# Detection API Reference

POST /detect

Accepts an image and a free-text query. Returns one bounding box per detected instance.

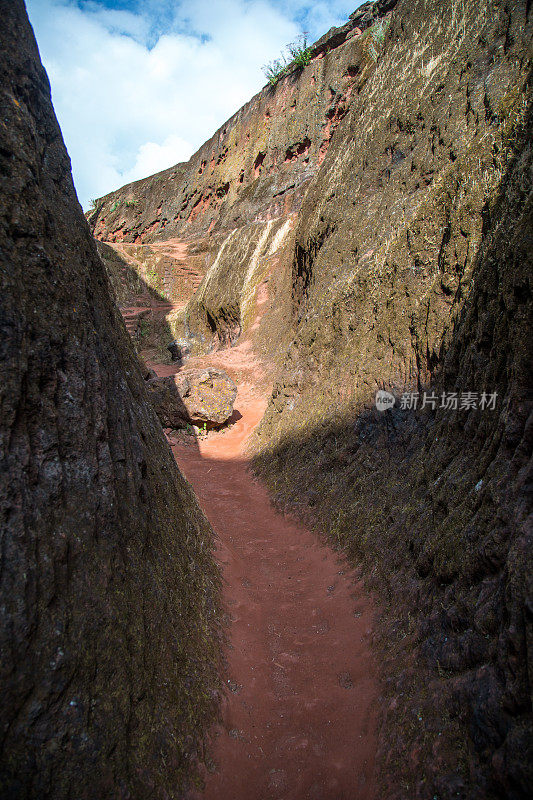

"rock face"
[147,369,237,427]
[88,3,397,247]
[255,110,533,799]
[252,2,533,798]
[88,2,400,354]
[88,0,532,796]
[0,3,221,798]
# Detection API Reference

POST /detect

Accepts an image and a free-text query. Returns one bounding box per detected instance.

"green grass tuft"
[262,34,312,86]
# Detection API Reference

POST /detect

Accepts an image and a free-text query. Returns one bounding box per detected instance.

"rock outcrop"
[0,2,221,798]
[88,0,532,796]
[147,369,237,428]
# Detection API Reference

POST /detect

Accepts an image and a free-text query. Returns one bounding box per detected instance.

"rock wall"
[255,101,533,800]
[180,216,296,350]
[252,0,533,797]
[0,2,221,798]
[255,0,531,436]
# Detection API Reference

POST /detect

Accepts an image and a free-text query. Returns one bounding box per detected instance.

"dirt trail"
[149,347,381,800]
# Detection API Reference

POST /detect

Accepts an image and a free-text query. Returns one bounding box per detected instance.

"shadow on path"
[168,380,381,800]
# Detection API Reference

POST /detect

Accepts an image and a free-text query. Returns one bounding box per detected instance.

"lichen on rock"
[147,368,237,428]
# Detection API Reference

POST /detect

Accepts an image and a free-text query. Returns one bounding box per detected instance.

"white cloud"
[122,134,192,183]
[26,0,362,208]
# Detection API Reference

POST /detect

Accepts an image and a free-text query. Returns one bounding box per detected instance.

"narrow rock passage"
[152,361,381,800]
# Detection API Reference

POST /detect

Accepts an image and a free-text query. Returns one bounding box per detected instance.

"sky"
[26,0,363,209]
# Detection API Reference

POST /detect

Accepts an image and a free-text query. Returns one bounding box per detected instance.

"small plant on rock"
[286,34,312,69]
[262,33,312,86]
[365,17,390,61]
[263,57,288,86]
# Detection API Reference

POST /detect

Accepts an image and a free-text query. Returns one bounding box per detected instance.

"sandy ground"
[147,344,381,800]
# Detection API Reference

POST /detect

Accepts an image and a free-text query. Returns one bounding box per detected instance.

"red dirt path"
[150,351,381,800]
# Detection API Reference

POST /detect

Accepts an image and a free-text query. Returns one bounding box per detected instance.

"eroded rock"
[147,368,237,427]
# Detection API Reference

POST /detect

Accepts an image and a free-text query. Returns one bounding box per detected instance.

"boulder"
[168,338,191,364]
[147,368,237,427]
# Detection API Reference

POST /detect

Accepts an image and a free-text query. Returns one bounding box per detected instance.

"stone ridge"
[88,0,399,245]
[310,0,397,58]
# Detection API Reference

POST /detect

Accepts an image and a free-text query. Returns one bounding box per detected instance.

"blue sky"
[27,0,362,208]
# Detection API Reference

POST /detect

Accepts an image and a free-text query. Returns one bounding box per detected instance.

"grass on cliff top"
[262,34,312,86]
